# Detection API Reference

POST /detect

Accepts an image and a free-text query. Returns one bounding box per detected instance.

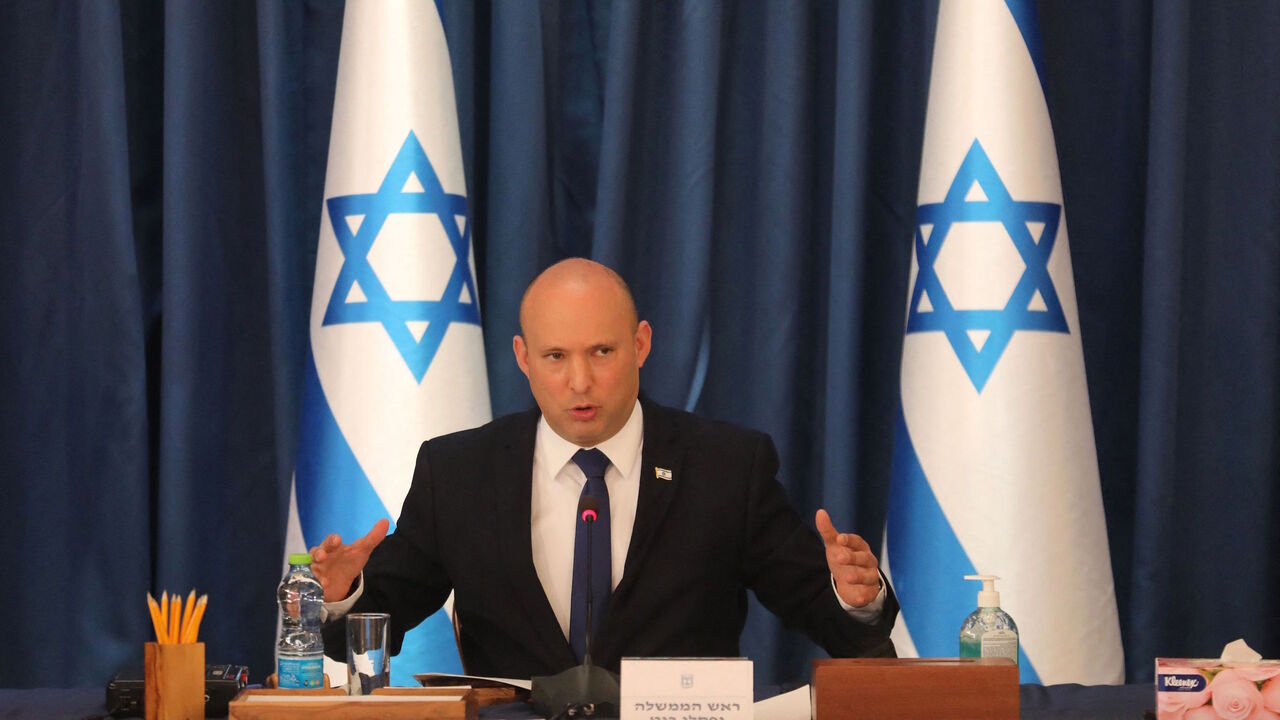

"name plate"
[621,658,753,720]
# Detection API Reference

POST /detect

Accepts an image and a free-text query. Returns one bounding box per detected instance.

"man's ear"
[634,320,652,368]
[513,334,531,378]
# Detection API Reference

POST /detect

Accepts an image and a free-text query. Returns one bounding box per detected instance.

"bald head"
[519,258,639,337]
[512,258,652,446]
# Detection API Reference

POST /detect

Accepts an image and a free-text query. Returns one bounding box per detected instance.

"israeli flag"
[284,0,490,685]
[882,0,1124,684]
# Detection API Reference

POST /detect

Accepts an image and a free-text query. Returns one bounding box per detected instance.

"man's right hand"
[309,519,390,603]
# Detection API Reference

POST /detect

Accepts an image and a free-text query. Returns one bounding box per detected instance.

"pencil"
[159,591,170,643]
[179,589,197,643]
[183,595,208,644]
[168,593,181,645]
[146,593,166,643]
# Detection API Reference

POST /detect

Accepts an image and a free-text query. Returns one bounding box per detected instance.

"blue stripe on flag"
[296,350,463,681]
[432,0,446,34]
[394,607,463,681]
[1005,0,1049,98]
[887,404,1040,683]
[296,350,392,546]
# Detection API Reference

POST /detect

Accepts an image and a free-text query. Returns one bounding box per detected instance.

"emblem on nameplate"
[681,673,694,689]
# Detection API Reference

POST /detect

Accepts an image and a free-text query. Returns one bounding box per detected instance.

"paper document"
[415,672,533,691]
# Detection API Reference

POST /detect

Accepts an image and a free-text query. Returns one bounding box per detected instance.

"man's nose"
[567,355,591,393]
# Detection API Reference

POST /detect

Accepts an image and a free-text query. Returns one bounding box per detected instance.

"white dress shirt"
[530,399,645,640]
[326,399,885,629]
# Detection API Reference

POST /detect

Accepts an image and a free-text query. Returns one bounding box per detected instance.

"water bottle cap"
[288,553,313,565]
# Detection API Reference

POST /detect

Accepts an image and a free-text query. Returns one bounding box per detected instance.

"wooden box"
[812,657,1018,720]
[145,642,205,720]
[228,687,477,720]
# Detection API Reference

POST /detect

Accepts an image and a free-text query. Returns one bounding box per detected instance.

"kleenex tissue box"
[1156,641,1280,719]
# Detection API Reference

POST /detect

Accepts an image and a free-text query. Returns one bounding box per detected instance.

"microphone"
[530,495,620,718]
[579,495,599,524]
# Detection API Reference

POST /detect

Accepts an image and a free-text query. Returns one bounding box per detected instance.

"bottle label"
[277,655,324,689]
[980,630,1018,662]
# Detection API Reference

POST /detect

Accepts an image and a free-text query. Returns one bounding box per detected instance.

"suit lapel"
[611,399,685,603]
[495,410,577,665]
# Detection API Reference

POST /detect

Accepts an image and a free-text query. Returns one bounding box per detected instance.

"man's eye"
[596,348,613,356]
[546,352,563,361]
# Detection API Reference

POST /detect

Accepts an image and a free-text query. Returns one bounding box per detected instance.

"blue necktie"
[569,448,611,663]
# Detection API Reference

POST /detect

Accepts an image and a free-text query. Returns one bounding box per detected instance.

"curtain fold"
[155,0,283,675]
[477,0,551,417]
[0,1,151,684]
[1130,0,1280,669]
[593,1,722,411]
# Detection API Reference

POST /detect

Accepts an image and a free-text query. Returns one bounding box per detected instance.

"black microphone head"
[578,495,600,522]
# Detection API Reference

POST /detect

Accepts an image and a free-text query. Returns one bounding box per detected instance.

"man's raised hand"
[816,509,882,608]
[309,519,389,603]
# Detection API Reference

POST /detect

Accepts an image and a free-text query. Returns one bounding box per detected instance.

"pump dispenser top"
[964,574,1001,608]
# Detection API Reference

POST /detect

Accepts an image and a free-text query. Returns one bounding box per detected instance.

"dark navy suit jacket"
[323,397,897,677]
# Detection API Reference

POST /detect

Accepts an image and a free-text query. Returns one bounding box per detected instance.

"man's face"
[513,276,651,447]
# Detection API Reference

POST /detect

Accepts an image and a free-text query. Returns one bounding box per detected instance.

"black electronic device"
[105,664,249,718]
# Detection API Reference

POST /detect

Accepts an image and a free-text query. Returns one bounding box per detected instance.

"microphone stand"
[584,520,596,665]
[531,496,620,718]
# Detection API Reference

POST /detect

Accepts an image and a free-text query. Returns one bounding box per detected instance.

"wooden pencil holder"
[145,642,205,720]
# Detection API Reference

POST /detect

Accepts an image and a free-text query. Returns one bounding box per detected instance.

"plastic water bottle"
[277,553,325,688]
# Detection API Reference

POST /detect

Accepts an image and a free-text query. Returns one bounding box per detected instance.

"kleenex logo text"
[1159,674,1207,692]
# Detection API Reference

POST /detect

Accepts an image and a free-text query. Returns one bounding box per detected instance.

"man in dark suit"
[313,259,896,678]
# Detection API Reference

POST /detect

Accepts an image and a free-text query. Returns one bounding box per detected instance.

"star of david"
[907,139,1069,392]
[323,131,480,382]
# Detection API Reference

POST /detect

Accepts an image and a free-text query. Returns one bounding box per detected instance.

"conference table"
[0,681,1154,719]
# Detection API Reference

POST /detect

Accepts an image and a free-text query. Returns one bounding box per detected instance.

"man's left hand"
[816,509,882,607]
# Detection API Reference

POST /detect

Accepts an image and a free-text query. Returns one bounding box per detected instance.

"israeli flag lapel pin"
[655,467,673,481]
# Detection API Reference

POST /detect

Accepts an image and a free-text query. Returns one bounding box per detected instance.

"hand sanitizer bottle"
[959,575,1018,663]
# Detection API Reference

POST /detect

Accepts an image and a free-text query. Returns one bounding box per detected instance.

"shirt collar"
[536,399,644,480]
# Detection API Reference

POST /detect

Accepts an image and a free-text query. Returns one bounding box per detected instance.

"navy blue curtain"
[2,0,1277,689]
